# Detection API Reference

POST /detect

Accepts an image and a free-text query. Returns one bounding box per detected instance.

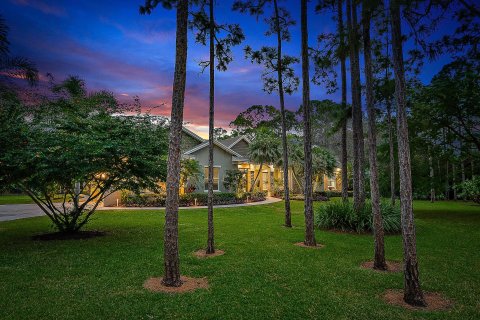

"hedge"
[121,191,267,207]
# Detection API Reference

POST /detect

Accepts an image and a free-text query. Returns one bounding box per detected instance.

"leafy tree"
[229,104,296,140]
[0,76,168,233]
[301,0,316,246]
[233,0,299,227]
[180,159,202,193]
[457,176,480,203]
[190,0,244,254]
[390,0,426,307]
[248,127,281,192]
[223,169,245,193]
[213,127,229,139]
[140,0,189,287]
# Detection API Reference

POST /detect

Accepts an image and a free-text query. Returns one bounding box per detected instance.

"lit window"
[204,167,220,191]
[327,176,336,190]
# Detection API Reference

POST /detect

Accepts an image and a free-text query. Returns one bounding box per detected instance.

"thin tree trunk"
[445,160,449,199]
[461,160,465,183]
[387,101,396,205]
[363,6,386,270]
[163,0,188,288]
[206,0,215,254]
[352,1,366,208]
[453,163,457,200]
[250,162,263,192]
[346,0,364,212]
[390,0,426,306]
[429,149,435,203]
[338,0,349,203]
[471,158,475,178]
[301,0,316,247]
[273,0,292,227]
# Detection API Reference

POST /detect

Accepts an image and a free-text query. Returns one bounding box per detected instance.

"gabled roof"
[184,140,243,157]
[220,135,251,149]
[182,126,205,142]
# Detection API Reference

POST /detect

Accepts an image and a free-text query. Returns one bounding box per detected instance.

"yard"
[0,200,478,319]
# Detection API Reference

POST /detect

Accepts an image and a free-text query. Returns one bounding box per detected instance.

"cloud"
[11,0,66,17]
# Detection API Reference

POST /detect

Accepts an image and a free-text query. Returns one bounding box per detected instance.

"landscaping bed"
[121,191,267,207]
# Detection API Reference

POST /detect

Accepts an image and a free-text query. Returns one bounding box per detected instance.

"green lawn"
[0,200,478,319]
[0,194,35,205]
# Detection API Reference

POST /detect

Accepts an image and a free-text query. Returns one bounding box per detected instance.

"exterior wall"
[189,145,236,192]
[231,139,250,157]
[181,132,202,153]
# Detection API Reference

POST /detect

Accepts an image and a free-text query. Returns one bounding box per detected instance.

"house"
[179,127,342,195]
[103,127,342,206]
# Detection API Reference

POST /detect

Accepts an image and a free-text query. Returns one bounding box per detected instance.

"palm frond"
[1,56,39,86]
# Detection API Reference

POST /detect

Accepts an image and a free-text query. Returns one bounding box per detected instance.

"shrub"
[315,200,401,234]
[287,193,329,201]
[457,177,480,203]
[121,191,267,207]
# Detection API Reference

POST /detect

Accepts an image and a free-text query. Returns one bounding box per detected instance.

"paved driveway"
[0,198,282,222]
[0,204,44,222]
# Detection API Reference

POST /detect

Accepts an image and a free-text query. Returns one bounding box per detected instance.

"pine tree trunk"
[461,160,465,183]
[163,0,188,288]
[206,0,215,255]
[445,160,449,199]
[363,7,386,270]
[390,0,426,306]
[273,0,292,227]
[301,0,316,247]
[387,101,396,205]
[429,150,435,203]
[453,163,457,200]
[250,163,263,192]
[346,0,364,213]
[338,0,349,203]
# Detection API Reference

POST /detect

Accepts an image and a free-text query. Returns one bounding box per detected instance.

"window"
[327,176,336,190]
[204,166,220,191]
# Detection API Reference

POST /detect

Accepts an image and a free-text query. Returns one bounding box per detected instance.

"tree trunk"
[273,0,292,227]
[363,7,386,270]
[206,0,215,255]
[390,0,426,306]
[338,0,349,203]
[387,101,396,205]
[346,0,364,213]
[445,160,449,199]
[471,158,475,178]
[453,163,457,200]
[301,0,316,247]
[429,149,435,203]
[250,162,263,192]
[162,0,188,288]
[461,160,465,183]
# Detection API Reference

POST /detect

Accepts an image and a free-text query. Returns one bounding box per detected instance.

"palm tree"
[248,127,281,192]
[390,0,426,306]
[301,0,316,247]
[362,3,386,271]
[0,15,38,86]
[140,0,189,288]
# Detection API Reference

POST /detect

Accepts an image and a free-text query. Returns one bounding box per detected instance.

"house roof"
[183,140,243,157]
[220,135,251,148]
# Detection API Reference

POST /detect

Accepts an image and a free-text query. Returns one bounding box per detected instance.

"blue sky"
[3,0,456,136]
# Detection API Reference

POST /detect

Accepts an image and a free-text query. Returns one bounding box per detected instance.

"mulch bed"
[193,249,225,258]
[294,242,324,249]
[361,260,402,273]
[144,276,209,293]
[383,289,453,311]
[32,230,105,241]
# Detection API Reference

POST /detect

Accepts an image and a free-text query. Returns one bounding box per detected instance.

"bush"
[457,177,480,203]
[121,191,267,207]
[315,200,401,234]
[287,192,329,201]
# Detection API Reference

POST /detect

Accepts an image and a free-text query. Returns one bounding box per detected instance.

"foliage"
[180,158,202,193]
[315,200,401,234]
[0,76,168,233]
[223,169,245,193]
[457,176,480,204]
[121,191,266,207]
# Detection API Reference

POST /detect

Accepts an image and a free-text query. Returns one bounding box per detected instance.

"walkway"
[0,197,282,222]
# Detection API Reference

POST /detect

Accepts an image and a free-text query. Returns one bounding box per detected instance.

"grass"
[0,194,36,205]
[0,200,478,319]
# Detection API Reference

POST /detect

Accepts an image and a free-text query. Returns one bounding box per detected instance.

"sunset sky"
[3,0,455,137]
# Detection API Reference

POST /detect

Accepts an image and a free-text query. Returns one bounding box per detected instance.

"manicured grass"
[0,194,35,205]
[0,200,478,319]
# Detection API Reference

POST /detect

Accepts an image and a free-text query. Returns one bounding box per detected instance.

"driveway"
[0,198,282,222]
